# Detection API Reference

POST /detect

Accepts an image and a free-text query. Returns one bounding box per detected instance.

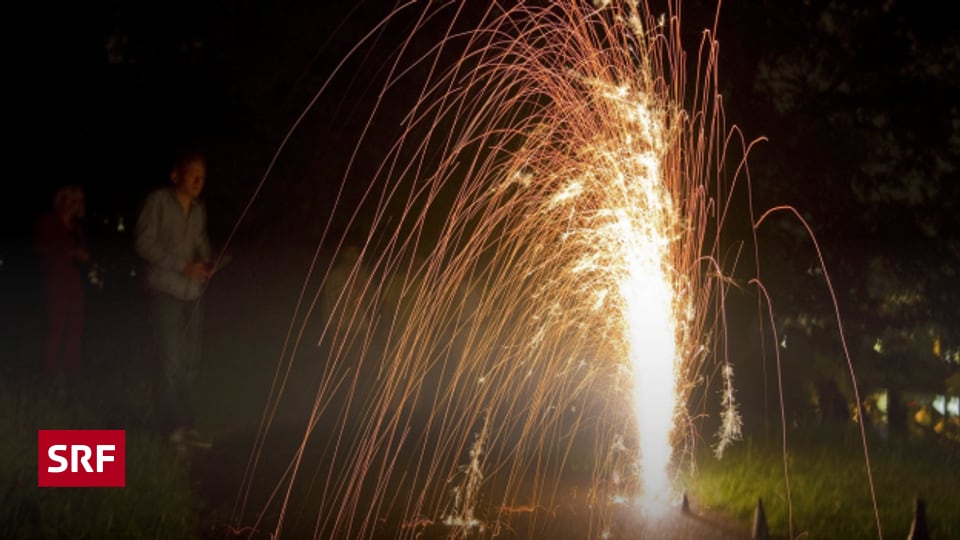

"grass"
[684,423,960,539]
[0,376,204,539]
[8,367,959,539]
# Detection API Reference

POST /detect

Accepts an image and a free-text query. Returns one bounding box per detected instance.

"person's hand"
[202,260,219,278]
[205,253,232,277]
[183,261,211,280]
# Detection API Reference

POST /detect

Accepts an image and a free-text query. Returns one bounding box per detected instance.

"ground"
[1,245,765,538]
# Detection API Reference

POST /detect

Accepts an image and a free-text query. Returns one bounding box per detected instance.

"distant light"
[873,338,883,354]
[780,335,788,349]
[876,390,888,414]
[88,265,103,288]
[117,216,126,232]
[933,396,960,416]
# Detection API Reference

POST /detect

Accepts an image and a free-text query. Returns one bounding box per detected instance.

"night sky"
[2,0,958,415]
[2,1,959,537]
[0,1,952,242]
[2,1,957,391]
[2,1,954,251]
[2,1,372,248]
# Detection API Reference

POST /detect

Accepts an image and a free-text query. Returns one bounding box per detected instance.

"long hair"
[52,185,85,218]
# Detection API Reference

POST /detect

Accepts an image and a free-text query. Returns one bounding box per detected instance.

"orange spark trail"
[232,2,752,538]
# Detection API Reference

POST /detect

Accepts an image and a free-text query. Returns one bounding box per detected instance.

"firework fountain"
[234,1,751,538]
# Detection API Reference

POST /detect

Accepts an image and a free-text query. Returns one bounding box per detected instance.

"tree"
[727,0,960,435]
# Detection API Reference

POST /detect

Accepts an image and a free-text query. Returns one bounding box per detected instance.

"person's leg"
[63,282,84,375]
[148,291,189,433]
[180,299,203,429]
[42,279,67,377]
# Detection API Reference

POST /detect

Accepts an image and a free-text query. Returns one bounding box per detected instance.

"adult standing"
[135,149,213,446]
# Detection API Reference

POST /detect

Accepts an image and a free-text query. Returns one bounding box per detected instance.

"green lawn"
[7,358,959,540]
[685,425,960,539]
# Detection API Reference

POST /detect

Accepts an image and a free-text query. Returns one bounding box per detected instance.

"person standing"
[35,185,90,377]
[134,149,213,446]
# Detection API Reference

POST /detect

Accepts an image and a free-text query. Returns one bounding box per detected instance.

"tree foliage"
[732,0,960,425]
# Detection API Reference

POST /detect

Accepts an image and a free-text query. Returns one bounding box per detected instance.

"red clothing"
[35,213,87,374]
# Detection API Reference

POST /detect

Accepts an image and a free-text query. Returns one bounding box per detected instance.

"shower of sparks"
[236,1,746,538]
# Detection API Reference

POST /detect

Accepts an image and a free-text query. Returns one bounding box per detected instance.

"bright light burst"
[237,1,745,537]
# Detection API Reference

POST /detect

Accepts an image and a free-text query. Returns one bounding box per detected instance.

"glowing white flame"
[623,244,678,501]
[591,78,683,504]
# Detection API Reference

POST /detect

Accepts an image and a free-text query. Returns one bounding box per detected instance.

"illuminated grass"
[687,426,960,539]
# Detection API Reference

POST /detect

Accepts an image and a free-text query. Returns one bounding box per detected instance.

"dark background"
[1,0,958,442]
[1,2,958,538]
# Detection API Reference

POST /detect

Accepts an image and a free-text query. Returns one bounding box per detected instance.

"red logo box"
[38,430,126,487]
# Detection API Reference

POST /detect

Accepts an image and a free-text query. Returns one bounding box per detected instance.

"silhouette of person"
[35,185,90,376]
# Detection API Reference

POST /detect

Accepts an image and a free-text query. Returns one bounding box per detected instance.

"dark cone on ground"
[752,497,769,540]
[681,492,690,514]
[908,497,930,540]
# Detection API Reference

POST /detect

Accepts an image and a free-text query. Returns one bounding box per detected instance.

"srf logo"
[38,430,126,487]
